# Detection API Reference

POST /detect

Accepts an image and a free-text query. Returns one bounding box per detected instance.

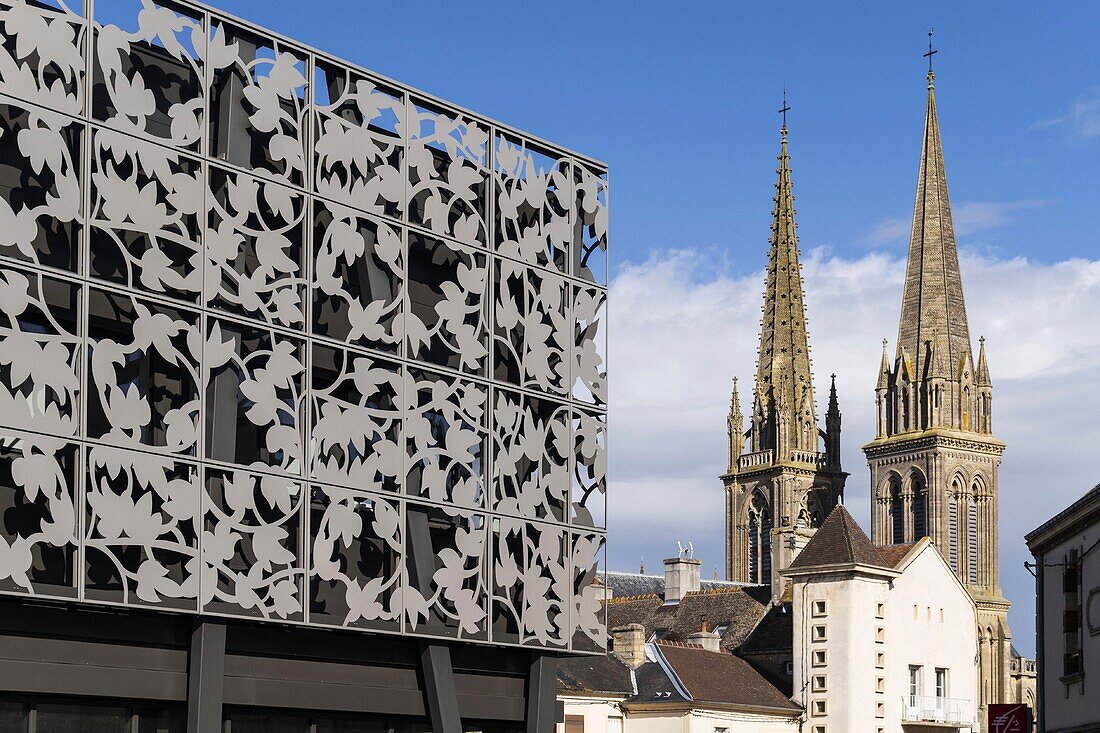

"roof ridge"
[605,593,661,604]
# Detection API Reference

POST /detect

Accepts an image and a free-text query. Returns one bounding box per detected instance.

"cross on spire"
[779,88,790,135]
[924,28,938,87]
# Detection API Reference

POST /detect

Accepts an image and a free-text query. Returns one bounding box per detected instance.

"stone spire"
[752,122,817,455]
[896,67,973,380]
[976,336,991,387]
[728,377,743,472]
[825,374,841,469]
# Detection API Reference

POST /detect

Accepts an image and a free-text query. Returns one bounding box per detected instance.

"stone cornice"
[863,429,1005,459]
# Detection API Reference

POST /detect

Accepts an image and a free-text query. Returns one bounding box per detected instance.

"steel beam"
[526,654,558,733]
[187,620,226,733]
[419,641,462,733]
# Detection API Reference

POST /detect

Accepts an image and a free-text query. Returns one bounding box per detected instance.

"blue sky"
[221,2,1100,657]
[221,1,1100,270]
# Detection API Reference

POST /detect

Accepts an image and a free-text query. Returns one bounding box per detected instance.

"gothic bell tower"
[723,116,846,600]
[863,57,1013,719]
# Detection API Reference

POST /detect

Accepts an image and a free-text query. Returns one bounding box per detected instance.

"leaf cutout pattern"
[208,21,308,186]
[405,368,485,509]
[494,259,568,394]
[89,127,202,301]
[0,433,78,598]
[494,136,571,272]
[570,531,606,653]
[202,467,304,620]
[571,410,606,529]
[0,0,607,653]
[312,201,403,353]
[404,502,486,640]
[84,445,198,608]
[314,60,404,219]
[204,318,304,475]
[310,344,401,493]
[0,267,81,437]
[206,166,306,329]
[492,517,567,647]
[309,485,401,631]
[407,234,487,374]
[492,390,568,523]
[408,100,487,245]
[0,1,87,115]
[0,101,82,271]
[86,288,200,454]
[91,0,205,149]
[573,285,607,406]
[574,165,609,284]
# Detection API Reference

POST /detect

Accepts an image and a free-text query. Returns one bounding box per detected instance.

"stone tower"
[724,121,847,600]
[862,65,1014,719]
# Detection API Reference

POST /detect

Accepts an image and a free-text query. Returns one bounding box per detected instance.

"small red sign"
[989,704,1031,733]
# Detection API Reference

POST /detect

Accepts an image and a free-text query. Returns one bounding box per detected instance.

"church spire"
[753,116,817,454]
[896,58,973,382]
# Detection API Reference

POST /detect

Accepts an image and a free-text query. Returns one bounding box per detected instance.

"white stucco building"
[1026,483,1100,733]
[784,506,979,733]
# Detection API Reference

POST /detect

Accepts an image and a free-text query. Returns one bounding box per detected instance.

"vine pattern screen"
[0,0,607,653]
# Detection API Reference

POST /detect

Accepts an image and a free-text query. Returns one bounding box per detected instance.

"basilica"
[722,62,1033,720]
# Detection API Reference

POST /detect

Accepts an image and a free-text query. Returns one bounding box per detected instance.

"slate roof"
[606,585,772,652]
[605,571,751,600]
[556,653,634,696]
[556,643,800,714]
[739,604,793,654]
[655,642,801,710]
[787,505,888,570]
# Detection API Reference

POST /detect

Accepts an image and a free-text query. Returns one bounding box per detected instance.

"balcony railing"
[736,449,829,470]
[790,449,828,468]
[901,696,973,726]
[738,450,773,469]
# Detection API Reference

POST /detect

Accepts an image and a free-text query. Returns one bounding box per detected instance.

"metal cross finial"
[924,28,938,73]
[779,87,791,131]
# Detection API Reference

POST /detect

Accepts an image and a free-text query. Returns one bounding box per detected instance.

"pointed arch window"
[968,498,979,585]
[912,475,927,539]
[962,386,971,431]
[889,478,905,544]
[948,490,959,573]
[748,492,773,586]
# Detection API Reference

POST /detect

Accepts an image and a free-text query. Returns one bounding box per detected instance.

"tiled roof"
[606,585,772,652]
[655,642,800,710]
[556,653,634,696]
[877,542,919,569]
[739,604,793,654]
[788,505,888,570]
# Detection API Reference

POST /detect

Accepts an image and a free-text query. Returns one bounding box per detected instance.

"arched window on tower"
[962,386,971,431]
[968,497,979,585]
[911,474,927,539]
[889,477,905,544]
[948,488,960,574]
[902,387,911,430]
[748,492,773,586]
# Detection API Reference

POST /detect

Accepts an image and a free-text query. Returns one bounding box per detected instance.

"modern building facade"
[1026,483,1100,733]
[862,63,1019,723]
[0,0,608,730]
[723,122,846,598]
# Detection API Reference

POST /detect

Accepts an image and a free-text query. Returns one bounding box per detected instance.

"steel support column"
[419,641,462,733]
[526,654,558,733]
[187,620,226,733]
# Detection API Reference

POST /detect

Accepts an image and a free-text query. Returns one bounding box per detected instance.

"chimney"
[664,555,701,605]
[610,624,647,669]
[687,627,723,653]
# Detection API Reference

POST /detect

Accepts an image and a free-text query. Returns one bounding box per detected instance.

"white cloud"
[862,200,1047,247]
[607,247,1100,654]
[1031,88,1100,139]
